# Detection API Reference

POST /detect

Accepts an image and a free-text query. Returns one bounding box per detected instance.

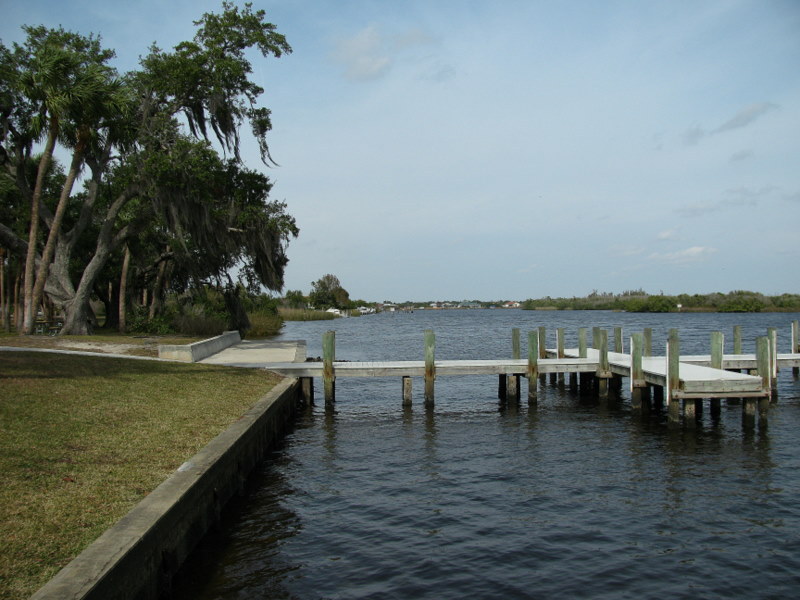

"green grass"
[0,351,281,600]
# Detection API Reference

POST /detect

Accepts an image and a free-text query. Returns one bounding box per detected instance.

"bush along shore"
[521,290,800,313]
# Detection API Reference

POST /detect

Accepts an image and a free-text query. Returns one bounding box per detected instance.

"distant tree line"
[521,290,800,313]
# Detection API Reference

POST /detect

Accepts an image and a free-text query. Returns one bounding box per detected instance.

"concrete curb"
[31,377,303,600]
[157,330,241,362]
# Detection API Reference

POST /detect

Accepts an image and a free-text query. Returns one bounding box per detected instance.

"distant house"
[458,302,481,308]
[503,301,521,308]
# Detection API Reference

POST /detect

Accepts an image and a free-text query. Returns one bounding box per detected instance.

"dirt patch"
[55,341,145,355]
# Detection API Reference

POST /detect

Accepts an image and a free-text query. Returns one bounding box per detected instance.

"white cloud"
[676,186,779,216]
[331,24,439,82]
[332,25,392,81]
[682,124,706,146]
[711,102,778,134]
[648,246,717,265]
[683,102,779,146]
[611,245,645,257]
[657,229,678,241]
[729,149,753,162]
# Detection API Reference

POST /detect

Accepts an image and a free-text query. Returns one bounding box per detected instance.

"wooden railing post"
[424,329,435,407]
[793,320,799,376]
[527,330,539,404]
[323,330,336,406]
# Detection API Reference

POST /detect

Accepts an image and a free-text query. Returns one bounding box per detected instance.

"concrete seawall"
[158,330,241,362]
[31,377,303,600]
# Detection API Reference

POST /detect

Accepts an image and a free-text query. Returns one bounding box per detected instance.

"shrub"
[247,310,284,337]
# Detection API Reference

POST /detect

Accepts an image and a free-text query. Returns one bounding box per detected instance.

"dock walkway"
[268,351,800,398]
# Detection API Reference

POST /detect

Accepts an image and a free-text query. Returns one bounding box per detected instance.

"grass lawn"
[0,349,282,600]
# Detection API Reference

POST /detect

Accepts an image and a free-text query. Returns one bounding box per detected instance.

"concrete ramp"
[199,339,306,367]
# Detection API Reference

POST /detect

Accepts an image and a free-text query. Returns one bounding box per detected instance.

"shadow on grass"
[0,351,278,381]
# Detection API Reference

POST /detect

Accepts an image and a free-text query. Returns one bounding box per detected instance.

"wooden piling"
[528,330,539,404]
[507,370,519,400]
[756,336,772,398]
[578,327,591,391]
[793,320,799,376]
[767,327,778,396]
[578,327,588,358]
[538,326,547,385]
[733,325,743,355]
[509,328,521,400]
[641,328,654,404]
[610,327,623,391]
[630,332,645,411]
[424,329,435,407]
[556,328,565,385]
[710,331,723,416]
[301,377,314,405]
[666,328,681,424]
[597,329,610,399]
[402,376,412,406]
[684,398,697,427]
[323,330,336,405]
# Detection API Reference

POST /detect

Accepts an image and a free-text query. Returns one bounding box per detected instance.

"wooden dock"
[267,321,800,427]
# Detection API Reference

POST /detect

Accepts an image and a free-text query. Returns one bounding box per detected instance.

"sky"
[2,0,799,302]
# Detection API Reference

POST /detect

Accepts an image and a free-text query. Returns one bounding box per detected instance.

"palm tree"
[27,62,128,334]
[12,26,119,333]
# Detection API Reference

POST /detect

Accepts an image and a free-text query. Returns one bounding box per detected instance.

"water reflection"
[173,311,800,599]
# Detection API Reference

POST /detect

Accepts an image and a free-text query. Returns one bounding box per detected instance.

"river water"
[173,310,800,599]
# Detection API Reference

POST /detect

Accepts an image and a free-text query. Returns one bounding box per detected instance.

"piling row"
[301,320,800,429]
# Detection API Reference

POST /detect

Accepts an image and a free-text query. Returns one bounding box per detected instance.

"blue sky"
[2,0,799,302]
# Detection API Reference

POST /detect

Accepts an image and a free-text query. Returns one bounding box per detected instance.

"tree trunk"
[95,280,118,330]
[119,245,131,333]
[14,270,23,332]
[59,185,140,335]
[60,246,110,335]
[23,126,58,333]
[148,252,168,320]
[28,145,84,334]
[0,249,8,332]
